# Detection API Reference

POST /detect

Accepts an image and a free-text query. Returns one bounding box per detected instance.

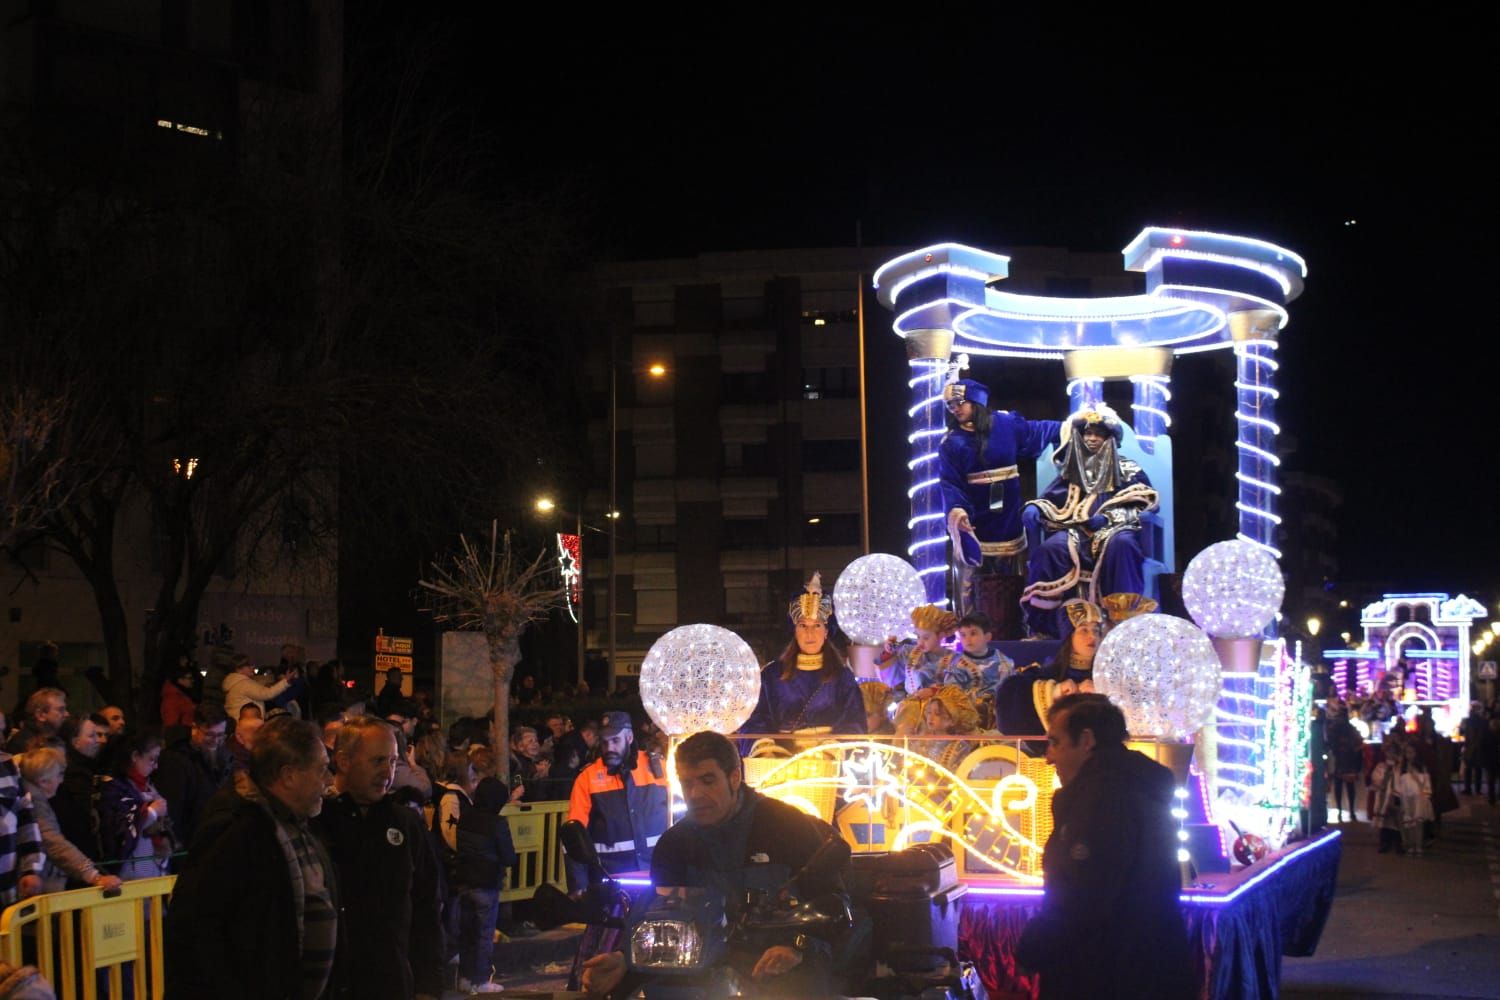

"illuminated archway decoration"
[875,229,1305,606]
[744,739,1055,884]
[1360,593,1484,707]
[1384,622,1440,699]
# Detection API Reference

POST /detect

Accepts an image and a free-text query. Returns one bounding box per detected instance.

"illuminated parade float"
[635,229,1339,999]
[1323,592,1486,730]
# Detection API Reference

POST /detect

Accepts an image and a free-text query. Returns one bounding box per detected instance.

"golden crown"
[911,604,961,635]
[789,572,833,624]
[1063,599,1105,630]
[1101,593,1158,623]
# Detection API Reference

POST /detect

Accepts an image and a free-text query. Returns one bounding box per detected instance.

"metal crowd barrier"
[500,799,568,902]
[0,876,175,1000]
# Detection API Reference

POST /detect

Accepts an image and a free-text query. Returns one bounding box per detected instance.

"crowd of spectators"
[0,643,653,996]
[1315,693,1500,856]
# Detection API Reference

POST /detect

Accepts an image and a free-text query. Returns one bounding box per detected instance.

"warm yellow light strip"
[744,739,1049,884]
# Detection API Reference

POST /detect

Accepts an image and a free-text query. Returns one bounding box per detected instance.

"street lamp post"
[604,354,667,694]
[535,497,586,686]
[608,357,618,693]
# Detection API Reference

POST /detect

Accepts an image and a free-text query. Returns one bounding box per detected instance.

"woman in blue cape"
[740,573,866,737]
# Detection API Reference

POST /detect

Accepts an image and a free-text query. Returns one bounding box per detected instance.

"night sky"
[372,10,1495,592]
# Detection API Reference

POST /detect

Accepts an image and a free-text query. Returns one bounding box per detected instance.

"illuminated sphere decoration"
[638,624,762,735]
[1094,614,1222,740]
[832,554,927,646]
[1181,539,1286,638]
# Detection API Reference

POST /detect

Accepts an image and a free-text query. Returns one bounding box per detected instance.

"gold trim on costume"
[966,466,1019,485]
[979,536,1027,557]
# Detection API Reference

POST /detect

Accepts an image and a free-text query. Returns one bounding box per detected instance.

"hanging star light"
[839,746,901,811]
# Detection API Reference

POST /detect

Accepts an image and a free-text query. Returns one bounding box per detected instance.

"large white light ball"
[638,624,762,735]
[1094,614,1222,740]
[832,554,926,646]
[1181,539,1285,638]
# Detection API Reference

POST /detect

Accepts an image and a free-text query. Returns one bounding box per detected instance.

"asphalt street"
[1283,795,1500,999]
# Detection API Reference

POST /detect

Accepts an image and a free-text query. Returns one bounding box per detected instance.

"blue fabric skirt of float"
[956,828,1341,1000]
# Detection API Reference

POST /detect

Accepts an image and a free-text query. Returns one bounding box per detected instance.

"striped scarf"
[243,777,338,1000]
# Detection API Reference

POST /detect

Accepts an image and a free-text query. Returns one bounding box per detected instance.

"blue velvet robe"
[938,411,1061,559]
[740,662,867,736]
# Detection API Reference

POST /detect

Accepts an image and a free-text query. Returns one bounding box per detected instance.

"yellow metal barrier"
[500,800,568,902]
[0,876,176,1000]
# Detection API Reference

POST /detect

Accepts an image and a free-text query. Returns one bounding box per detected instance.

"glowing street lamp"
[1306,616,1322,638]
[535,497,556,513]
[607,358,672,687]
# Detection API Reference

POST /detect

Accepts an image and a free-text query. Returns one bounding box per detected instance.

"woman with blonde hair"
[16,748,121,893]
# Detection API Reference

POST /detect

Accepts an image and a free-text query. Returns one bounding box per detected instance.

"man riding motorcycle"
[581,730,853,998]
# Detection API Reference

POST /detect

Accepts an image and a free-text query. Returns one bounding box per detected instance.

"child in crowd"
[1395,743,1434,857]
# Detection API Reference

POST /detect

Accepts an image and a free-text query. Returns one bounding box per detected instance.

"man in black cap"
[565,711,668,881]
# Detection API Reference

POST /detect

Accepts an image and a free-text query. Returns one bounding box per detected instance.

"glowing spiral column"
[1130,375,1171,455]
[905,329,955,607]
[1231,311,1283,563]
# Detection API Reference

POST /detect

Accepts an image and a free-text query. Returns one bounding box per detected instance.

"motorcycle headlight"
[629,918,705,970]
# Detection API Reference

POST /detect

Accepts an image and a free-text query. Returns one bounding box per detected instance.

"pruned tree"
[418,522,563,779]
[0,386,106,558]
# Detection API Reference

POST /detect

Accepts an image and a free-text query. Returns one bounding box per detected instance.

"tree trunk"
[488,633,519,784]
[88,572,134,708]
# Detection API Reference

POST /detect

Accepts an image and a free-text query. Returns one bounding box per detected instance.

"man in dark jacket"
[152,704,231,850]
[1015,693,1192,1000]
[164,717,338,1000]
[582,730,851,998]
[318,716,444,1000]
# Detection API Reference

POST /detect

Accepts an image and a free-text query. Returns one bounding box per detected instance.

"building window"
[722,372,770,403]
[805,513,861,546]
[635,589,678,626]
[800,308,857,325]
[722,519,769,550]
[723,297,764,324]
[723,442,771,475]
[636,443,675,478]
[633,524,677,552]
[801,440,860,471]
[801,366,858,400]
[725,588,773,619]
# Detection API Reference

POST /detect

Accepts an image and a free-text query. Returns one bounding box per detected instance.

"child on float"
[875,605,965,697]
[897,683,984,773]
[951,612,1014,725]
[993,593,1154,739]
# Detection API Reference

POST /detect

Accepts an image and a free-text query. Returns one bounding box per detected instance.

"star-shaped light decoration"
[839,747,900,812]
[555,533,582,623]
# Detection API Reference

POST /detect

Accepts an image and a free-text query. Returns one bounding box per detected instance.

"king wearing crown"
[1020,404,1158,638]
